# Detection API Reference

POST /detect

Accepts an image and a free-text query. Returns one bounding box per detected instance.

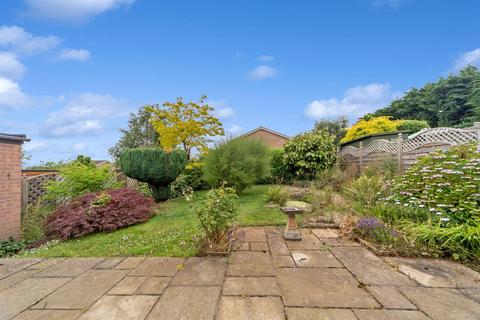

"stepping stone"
[223,277,280,296]
[385,258,480,288]
[32,269,128,309]
[94,258,125,269]
[250,242,269,251]
[227,251,275,276]
[171,257,225,286]
[286,233,326,251]
[272,255,295,268]
[130,257,185,277]
[366,286,417,309]
[146,286,220,320]
[78,295,158,320]
[27,258,65,270]
[0,269,39,292]
[331,247,414,285]
[216,296,285,320]
[277,268,379,308]
[0,258,43,279]
[236,227,267,242]
[354,310,430,320]
[286,308,357,320]
[114,257,145,270]
[312,228,338,238]
[0,277,70,319]
[291,251,342,268]
[13,310,83,320]
[400,287,480,320]
[267,237,290,255]
[34,258,104,277]
[109,277,147,295]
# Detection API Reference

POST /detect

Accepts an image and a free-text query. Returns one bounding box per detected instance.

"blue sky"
[0,0,479,165]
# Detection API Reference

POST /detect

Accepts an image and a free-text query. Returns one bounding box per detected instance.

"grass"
[20,185,287,258]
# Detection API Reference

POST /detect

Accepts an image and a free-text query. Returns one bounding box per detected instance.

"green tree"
[109,106,159,161]
[147,95,224,160]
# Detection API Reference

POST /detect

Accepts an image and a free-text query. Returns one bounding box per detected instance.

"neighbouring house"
[238,126,290,148]
[0,133,29,240]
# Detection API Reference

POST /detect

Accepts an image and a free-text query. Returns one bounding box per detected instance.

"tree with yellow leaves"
[147,95,224,160]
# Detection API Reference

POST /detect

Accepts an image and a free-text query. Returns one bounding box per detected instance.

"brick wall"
[0,142,22,240]
[241,129,289,148]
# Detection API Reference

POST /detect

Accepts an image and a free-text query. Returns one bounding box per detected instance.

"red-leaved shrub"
[45,188,154,240]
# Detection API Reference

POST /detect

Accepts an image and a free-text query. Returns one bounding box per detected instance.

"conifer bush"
[119,148,187,201]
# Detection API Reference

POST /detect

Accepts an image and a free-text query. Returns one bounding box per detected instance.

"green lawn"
[21,185,287,258]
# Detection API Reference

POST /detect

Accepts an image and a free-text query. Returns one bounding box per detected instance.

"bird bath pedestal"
[280,207,304,240]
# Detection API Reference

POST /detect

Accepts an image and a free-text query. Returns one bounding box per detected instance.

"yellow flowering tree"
[340,116,403,143]
[147,95,224,160]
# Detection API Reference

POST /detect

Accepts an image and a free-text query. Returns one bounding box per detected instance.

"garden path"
[1,227,480,320]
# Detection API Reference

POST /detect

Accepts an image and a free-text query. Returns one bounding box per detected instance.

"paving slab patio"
[1,227,480,320]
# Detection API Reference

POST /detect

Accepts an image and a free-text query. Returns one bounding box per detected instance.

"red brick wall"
[0,142,22,240]
[241,129,289,148]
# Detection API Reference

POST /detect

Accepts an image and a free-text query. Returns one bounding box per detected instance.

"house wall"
[0,142,22,240]
[242,129,289,148]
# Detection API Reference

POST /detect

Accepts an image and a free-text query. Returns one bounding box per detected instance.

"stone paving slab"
[130,257,185,277]
[216,296,285,320]
[223,277,280,296]
[0,277,70,320]
[385,257,480,288]
[291,251,342,268]
[32,269,128,309]
[227,251,275,276]
[400,287,480,320]
[34,258,104,277]
[277,268,379,308]
[13,310,83,320]
[353,309,430,320]
[366,285,417,309]
[146,286,220,320]
[331,247,415,286]
[286,307,357,320]
[171,257,225,286]
[78,295,158,320]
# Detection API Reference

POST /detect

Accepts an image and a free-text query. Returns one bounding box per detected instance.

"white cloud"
[0,77,30,109]
[25,0,135,21]
[248,65,277,80]
[305,83,399,121]
[0,25,60,55]
[41,93,129,138]
[0,52,26,79]
[228,124,243,136]
[453,48,480,71]
[23,140,49,152]
[57,48,91,61]
[258,55,274,62]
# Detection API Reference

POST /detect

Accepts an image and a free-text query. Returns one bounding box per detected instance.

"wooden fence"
[338,123,480,172]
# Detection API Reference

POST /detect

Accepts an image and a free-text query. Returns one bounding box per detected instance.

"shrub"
[203,138,270,193]
[195,186,238,249]
[0,238,27,257]
[344,175,385,210]
[265,186,288,206]
[341,116,402,143]
[282,130,337,180]
[44,188,154,240]
[43,162,113,202]
[397,119,429,132]
[119,148,187,202]
[170,162,208,198]
[388,144,480,224]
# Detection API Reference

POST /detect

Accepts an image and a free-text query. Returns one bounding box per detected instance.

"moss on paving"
[21,185,287,258]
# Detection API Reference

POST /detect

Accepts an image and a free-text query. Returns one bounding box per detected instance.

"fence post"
[359,142,364,172]
[397,133,403,173]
